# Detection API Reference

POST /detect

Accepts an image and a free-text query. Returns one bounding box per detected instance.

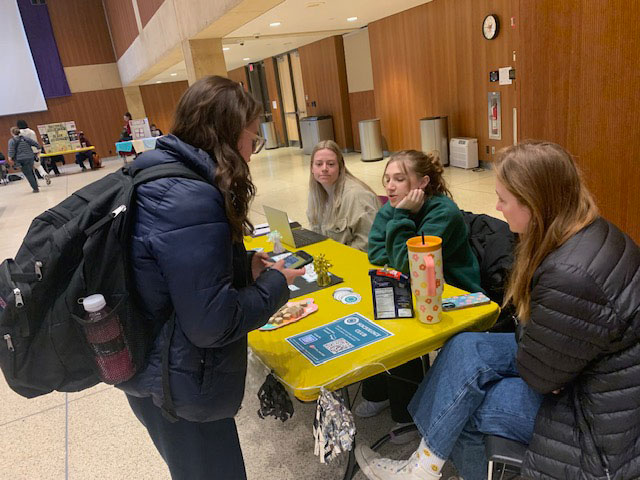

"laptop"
[263,205,327,248]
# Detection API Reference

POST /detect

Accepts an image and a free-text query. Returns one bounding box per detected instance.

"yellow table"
[246,236,499,402]
[40,146,95,157]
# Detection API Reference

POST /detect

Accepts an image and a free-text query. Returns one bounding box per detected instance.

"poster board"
[129,118,152,140]
[37,121,80,152]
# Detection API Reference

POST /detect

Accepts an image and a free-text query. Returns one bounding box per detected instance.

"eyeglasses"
[245,129,266,155]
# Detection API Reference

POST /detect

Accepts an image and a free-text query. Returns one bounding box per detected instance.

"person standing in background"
[17,120,50,185]
[123,112,132,137]
[7,126,42,193]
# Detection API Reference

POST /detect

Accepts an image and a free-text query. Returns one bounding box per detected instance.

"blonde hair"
[307,140,377,225]
[383,150,452,198]
[496,140,598,322]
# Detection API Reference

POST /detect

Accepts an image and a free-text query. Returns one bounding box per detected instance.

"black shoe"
[32,189,40,193]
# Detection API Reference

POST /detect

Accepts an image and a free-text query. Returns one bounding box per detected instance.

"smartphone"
[282,250,313,269]
[442,292,491,311]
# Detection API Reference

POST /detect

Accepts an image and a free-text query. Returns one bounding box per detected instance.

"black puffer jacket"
[517,218,640,479]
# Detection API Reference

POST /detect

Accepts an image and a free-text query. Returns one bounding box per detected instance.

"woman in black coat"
[356,141,640,480]
[121,76,304,479]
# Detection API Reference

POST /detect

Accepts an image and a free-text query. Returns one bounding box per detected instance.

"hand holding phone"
[281,250,313,269]
[269,259,306,285]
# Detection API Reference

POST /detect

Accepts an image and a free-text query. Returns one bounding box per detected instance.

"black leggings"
[127,395,247,480]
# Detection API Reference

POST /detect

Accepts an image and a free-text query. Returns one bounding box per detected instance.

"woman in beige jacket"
[307,140,379,252]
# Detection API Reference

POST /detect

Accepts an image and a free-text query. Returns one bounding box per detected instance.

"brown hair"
[10,127,20,136]
[307,140,377,225]
[171,76,262,242]
[383,150,451,198]
[495,140,598,322]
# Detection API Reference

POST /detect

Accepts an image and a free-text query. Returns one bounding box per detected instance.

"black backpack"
[461,211,517,332]
[0,163,204,407]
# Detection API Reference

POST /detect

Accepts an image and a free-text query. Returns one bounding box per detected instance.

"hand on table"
[395,189,425,213]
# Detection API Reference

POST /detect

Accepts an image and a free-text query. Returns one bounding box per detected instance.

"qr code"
[323,338,354,354]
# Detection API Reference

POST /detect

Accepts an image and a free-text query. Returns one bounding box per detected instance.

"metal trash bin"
[299,115,334,154]
[260,121,278,150]
[420,116,449,166]
[358,118,383,162]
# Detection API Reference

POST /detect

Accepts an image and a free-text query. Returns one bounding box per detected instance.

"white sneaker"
[354,399,390,418]
[390,422,421,445]
[44,174,51,185]
[355,444,440,480]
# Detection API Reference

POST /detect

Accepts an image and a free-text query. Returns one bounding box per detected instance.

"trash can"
[420,116,449,166]
[260,121,278,150]
[299,115,334,154]
[358,119,383,162]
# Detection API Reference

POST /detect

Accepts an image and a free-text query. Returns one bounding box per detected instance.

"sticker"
[341,293,361,305]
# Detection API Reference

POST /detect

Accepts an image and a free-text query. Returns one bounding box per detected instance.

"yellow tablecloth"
[245,235,499,402]
[40,146,95,157]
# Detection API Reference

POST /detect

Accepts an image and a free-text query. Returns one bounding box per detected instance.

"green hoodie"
[368,194,483,293]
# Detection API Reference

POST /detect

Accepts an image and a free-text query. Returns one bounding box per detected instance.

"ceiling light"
[269,22,281,27]
[243,57,250,61]
[156,81,162,84]
[170,73,177,76]
[223,47,230,51]
[347,16,358,22]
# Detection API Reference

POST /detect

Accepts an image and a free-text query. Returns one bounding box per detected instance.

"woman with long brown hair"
[120,76,304,479]
[355,150,482,444]
[356,141,640,480]
[307,140,379,252]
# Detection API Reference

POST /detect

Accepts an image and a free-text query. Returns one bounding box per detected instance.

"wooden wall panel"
[369,0,518,159]
[349,90,376,152]
[102,0,138,59]
[0,89,128,160]
[138,0,165,28]
[227,67,249,91]
[139,81,189,136]
[263,57,285,146]
[519,0,640,242]
[299,36,354,150]
[47,0,115,66]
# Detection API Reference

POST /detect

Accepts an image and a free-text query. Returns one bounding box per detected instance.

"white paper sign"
[499,67,512,85]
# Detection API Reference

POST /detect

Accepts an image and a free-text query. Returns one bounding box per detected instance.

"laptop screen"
[263,205,296,247]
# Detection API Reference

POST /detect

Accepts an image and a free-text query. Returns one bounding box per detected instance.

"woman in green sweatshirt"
[355,149,482,444]
[368,150,482,292]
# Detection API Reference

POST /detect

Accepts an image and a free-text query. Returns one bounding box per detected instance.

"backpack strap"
[131,162,208,187]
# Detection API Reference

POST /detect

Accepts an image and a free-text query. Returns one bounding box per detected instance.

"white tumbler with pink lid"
[407,236,444,324]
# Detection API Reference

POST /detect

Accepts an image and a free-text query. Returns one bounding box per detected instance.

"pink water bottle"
[80,294,135,384]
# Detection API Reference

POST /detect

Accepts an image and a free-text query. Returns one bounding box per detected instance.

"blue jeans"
[408,332,543,480]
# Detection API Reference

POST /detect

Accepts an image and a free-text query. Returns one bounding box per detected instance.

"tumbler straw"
[421,232,425,245]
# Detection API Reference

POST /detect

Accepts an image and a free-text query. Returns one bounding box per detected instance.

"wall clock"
[482,14,500,40]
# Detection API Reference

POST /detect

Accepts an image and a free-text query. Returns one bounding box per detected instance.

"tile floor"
[0,148,502,479]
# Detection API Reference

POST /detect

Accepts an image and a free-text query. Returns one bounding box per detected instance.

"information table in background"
[245,235,499,402]
[115,137,158,155]
[40,146,95,158]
